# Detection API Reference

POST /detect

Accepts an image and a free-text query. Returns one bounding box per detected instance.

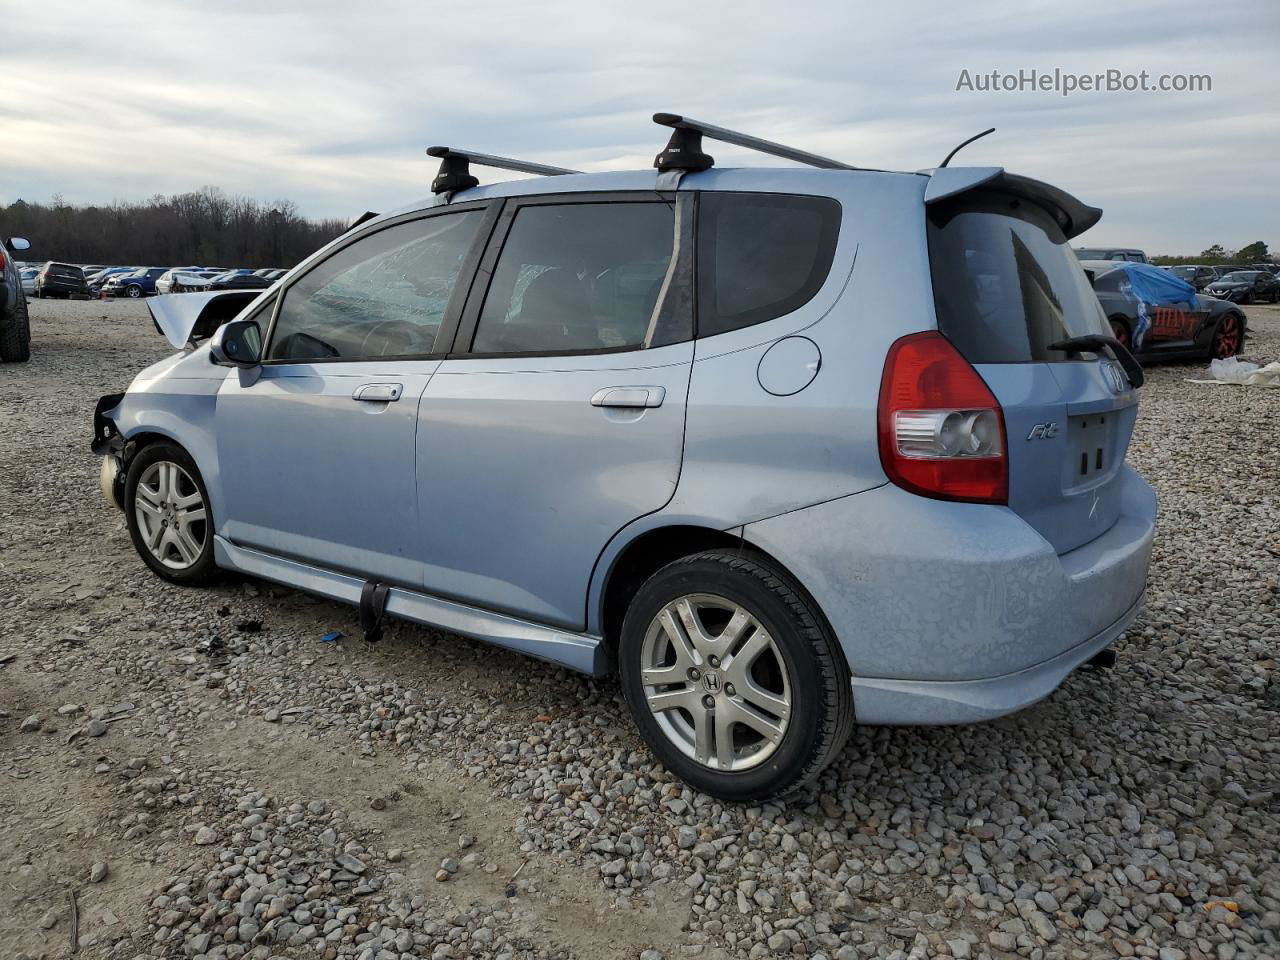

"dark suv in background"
[1,235,33,362]
[1164,264,1217,291]
[35,261,90,299]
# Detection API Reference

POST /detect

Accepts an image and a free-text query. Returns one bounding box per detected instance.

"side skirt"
[213,536,608,676]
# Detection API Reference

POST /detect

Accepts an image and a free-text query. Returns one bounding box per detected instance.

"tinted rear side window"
[928,190,1109,363]
[697,193,840,337]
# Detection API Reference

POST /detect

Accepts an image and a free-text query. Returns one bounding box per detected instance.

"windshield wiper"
[1047,334,1144,389]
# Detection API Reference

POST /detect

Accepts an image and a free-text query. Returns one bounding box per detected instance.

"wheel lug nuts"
[725,683,735,696]
[708,656,720,668]
[702,695,715,709]
[687,668,700,681]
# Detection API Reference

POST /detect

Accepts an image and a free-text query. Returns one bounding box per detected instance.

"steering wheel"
[358,318,429,357]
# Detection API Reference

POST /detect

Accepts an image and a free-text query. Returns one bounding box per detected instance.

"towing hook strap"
[359,581,390,643]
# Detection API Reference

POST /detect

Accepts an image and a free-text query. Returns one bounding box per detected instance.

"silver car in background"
[92,116,1156,800]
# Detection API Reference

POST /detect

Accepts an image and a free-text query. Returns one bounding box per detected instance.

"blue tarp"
[1106,263,1198,349]
[1110,262,1198,308]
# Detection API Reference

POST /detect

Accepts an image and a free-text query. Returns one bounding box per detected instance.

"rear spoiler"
[147,290,266,349]
[921,166,1103,239]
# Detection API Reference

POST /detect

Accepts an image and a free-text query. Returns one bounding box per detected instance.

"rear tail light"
[877,331,1008,504]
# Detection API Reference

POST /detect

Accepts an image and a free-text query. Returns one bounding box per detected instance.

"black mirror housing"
[210,319,263,367]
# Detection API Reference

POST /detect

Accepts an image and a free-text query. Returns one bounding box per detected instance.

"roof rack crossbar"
[653,113,857,171]
[426,146,582,196]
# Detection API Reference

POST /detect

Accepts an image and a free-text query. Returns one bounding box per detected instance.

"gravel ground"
[2,297,1277,960]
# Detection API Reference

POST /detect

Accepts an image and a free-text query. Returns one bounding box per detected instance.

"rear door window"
[470,201,676,355]
[927,190,1110,363]
[696,193,840,337]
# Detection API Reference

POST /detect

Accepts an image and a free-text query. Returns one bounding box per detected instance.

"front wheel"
[124,442,218,585]
[618,552,853,802]
[126,284,142,298]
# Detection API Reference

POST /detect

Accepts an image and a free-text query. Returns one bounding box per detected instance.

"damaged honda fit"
[92,115,1156,800]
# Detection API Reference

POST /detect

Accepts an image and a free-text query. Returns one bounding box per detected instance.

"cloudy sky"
[2,0,1276,255]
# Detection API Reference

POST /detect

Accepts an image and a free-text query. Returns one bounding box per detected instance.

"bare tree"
[0,190,349,268]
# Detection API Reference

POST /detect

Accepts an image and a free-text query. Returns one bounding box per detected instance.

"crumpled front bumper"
[93,393,126,509]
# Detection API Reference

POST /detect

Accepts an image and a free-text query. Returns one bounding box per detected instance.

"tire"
[618,551,854,802]
[1109,317,1133,350]
[0,291,31,362]
[1211,312,1244,359]
[124,441,218,586]
[126,284,142,299]
[1240,291,1252,305]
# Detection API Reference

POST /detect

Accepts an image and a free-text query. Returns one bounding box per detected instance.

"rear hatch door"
[927,185,1139,555]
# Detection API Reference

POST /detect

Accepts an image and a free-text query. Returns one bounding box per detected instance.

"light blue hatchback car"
[93,115,1156,800]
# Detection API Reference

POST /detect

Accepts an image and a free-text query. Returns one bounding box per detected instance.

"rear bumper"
[742,465,1156,717]
[849,589,1142,724]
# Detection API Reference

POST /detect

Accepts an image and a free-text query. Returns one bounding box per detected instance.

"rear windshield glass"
[49,265,84,278]
[929,191,1109,363]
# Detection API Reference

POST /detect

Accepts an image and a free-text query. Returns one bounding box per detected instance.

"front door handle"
[353,383,403,402]
[590,386,666,409]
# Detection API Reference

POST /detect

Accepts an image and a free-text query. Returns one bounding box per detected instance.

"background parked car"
[1074,246,1149,263]
[86,266,140,295]
[208,270,272,291]
[1082,260,1247,361]
[1248,262,1279,275]
[102,267,168,298]
[1163,264,1217,291]
[155,269,221,294]
[35,261,90,299]
[1205,269,1280,304]
[1,236,33,362]
[19,266,38,297]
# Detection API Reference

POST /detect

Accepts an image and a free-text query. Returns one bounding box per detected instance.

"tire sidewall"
[619,556,833,800]
[123,442,217,585]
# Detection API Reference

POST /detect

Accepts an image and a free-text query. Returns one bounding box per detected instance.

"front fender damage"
[92,392,129,509]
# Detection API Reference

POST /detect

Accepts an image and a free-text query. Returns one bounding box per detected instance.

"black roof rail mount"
[426,147,582,196]
[652,113,858,172]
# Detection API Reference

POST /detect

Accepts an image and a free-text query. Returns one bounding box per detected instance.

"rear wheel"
[126,284,142,298]
[1211,312,1243,359]
[0,293,31,362]
[1109,317,1132,350]
[618,551,853,802]
[124,442,217,585]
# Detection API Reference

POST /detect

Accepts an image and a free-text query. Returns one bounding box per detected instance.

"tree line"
[0,188,351,269]
[1152,241,1272,266]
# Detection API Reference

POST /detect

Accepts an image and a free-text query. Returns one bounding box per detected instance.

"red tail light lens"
[877,331,1008,504]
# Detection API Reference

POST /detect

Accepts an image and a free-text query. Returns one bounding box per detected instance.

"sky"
[1,0,1276,256]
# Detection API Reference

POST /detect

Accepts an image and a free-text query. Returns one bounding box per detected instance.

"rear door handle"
[352,383,403,402]
[590,386,666,409]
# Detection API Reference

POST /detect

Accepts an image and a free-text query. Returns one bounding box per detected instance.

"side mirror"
[5,237,30,252]
[210,319,262,367]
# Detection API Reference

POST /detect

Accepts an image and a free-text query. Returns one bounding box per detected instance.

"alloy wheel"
[1213,314,1241,358]
[639,594,791,772]
[134,461,207,569]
